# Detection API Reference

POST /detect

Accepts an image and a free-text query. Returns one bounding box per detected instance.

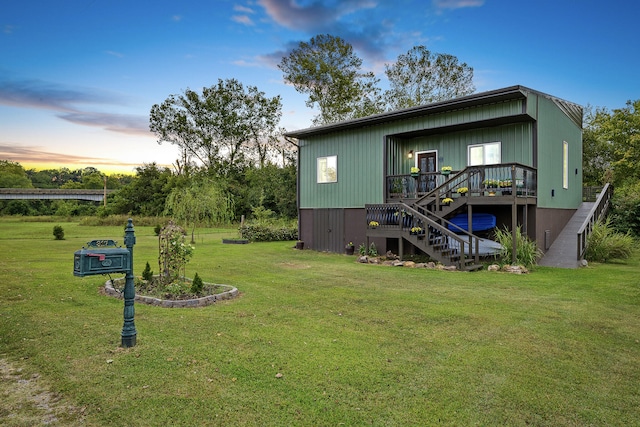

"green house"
[286,85,586,269]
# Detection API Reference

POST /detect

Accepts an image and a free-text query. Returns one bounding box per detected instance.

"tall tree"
[278,34,384,125]
[582,105,615,186]
[0,160,33,188]
[149,79,282,172]
[384,46,475,110]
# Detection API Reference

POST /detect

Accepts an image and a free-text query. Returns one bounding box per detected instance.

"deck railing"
[365,202,482,268]
[577,183,613,260]
[386,163,537,203]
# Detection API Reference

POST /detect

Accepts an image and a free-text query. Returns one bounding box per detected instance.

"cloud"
[232,15,255,26]
[0,78,150,137]
[258,0,377,32]
[58,112,152,137]
[105,50,124,58]
[0,144,135,168]
[0,143,170,172]
[234,5,255,14]
[433,0,484,10]
[0,79,122,112]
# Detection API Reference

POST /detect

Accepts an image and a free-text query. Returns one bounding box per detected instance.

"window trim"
[467,141,501,166]
[317,155,338,184]
[562,141,569,189]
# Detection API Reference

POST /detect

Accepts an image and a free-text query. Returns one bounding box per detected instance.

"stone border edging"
[104,279,239,308]
[222,238,249,244]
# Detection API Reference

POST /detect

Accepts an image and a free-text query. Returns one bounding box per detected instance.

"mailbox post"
[121,219,137,347]
[73,218,137,347]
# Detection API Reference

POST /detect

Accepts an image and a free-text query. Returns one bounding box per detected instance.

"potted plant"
[410,166,420,177]
[441,166,452,176]
[410,226,423,235]
[441,197,454,205]
[368,220,380,229]
[500,179,512,195]
[345,242,355,255]
[456,187,468,195]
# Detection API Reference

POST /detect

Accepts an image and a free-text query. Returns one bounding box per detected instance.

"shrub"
[610,182,640,237]
[191,272,204,294]
[358,242,378,257]
[585,217,635,262]
[141,262,154,281]
[239,224,298,242]
[159,222,194,283]
[53,225,64,240]
[493,226,542,267]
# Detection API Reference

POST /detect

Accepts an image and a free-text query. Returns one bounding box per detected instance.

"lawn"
[1,218,639,426]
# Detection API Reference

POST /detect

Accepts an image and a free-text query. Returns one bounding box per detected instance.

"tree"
[278,34,384,125]
[582,106,615,186]
[0,160,33,188]
[109,163,176,216]
[583,100,640,187]
[164,177,235,242]
[604,100,640,186]
[149,78,283,172]
[384,46,475,110]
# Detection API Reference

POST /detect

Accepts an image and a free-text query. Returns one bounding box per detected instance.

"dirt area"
[0,358,84,426]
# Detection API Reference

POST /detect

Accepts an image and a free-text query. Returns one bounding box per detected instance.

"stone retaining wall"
[104,279,239,308]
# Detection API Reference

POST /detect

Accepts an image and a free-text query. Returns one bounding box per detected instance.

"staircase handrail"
[577,183,613,260]
[398,202,481,266]
[412,167,479,208]
[413,163,537,210]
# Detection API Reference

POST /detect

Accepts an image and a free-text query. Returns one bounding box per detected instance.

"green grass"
[1,217,640,426]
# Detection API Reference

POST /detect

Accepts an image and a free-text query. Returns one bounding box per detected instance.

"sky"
[1,0,638,174]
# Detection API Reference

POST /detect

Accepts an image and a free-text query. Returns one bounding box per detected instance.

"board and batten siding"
[299,128,383,209]
[534,95,583,209]
[396,123,535,174]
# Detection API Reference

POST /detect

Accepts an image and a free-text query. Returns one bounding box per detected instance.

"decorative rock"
[392,260,404,267]
[425,262,437,269]
[442,265,457,271]
[487,264,500,271]
[403,261,416,268]
[369,257,380,264]
[357,255,369,263]
[501,265,529,274]
[385,251,399,260]
[580,259,588,267]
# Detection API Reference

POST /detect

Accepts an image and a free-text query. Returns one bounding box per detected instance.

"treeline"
[583,100,640,236]
[0,160,297,221]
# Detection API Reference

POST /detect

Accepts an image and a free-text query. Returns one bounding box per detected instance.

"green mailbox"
[73,239,130,277]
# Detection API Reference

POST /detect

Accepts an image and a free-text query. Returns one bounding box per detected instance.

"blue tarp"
[448,213,496,233]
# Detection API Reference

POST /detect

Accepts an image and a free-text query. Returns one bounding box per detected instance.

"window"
[562,141,569,189]
[317,155,337,183]
[467,142,501,166]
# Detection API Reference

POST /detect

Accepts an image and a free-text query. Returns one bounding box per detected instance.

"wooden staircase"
[366,202,484,271]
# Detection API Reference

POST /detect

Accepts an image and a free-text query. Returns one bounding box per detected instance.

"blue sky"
[1,0,637,173]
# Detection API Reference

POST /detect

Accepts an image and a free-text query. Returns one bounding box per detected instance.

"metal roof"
[284,85,582,138]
